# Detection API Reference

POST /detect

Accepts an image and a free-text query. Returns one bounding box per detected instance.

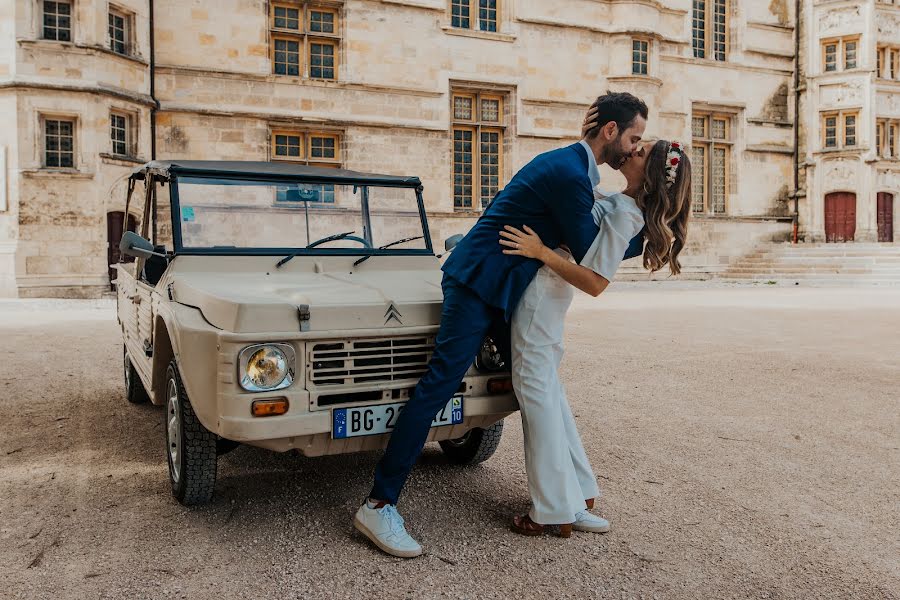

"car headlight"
[238,344,295,392]
[474,336,505,372]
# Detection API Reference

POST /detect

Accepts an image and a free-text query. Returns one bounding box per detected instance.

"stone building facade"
[799,0,900,244]
[1,0,808,298]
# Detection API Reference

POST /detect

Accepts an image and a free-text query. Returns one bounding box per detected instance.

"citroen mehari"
[116,160,517,505]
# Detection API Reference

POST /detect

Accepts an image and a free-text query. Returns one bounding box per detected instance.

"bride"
[499,125,693,537]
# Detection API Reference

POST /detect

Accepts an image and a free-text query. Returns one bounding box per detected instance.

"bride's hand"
[500,225,549,261]
[581,104,599,137]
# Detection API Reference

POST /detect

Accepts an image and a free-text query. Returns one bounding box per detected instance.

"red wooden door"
[824,192,856,243]
[107,212,137,289]
[877,193,894,243]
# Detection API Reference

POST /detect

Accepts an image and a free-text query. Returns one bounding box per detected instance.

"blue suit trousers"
[370,275,507,505]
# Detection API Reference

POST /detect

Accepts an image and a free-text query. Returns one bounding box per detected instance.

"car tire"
[165,360,217,505]
[124,347,150,404]
[438,420,504,465]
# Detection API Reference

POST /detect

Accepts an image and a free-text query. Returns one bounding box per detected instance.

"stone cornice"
[515,16,685,44]
[158,103,447,132]
[17,38,150,67]
[153,65,444,98]
[661,55,793,77]
[0,81,155,107]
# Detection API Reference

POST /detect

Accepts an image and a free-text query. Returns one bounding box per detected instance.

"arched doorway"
[107,211,138,290]
[824,192,856,243]
[877,192,894,243]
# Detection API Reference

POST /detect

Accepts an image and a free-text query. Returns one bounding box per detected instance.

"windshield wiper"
[353,236,425,267]
[276,230,356,268]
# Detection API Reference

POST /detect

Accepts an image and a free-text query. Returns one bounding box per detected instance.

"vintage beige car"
[116,161,518,505]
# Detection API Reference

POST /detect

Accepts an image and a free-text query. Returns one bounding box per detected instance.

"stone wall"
[1,0,802,298]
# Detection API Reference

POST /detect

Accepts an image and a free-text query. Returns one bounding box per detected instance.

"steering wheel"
[307,234,372,249]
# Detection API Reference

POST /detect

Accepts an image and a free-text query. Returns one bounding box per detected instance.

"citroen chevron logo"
[384,303,403,326]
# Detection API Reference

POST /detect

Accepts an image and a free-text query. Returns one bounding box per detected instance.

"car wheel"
[165,360,217,505]
[124,346,150,404]
[438,420,504,465]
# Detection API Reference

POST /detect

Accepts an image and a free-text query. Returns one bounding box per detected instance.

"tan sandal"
[511,514,573,538]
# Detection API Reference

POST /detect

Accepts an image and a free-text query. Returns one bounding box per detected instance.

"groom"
[354,91,649,558]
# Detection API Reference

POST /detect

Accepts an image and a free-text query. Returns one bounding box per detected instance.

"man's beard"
[601,141,629,170]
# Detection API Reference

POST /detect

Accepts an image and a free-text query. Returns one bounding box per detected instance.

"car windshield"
[174,176,430,253]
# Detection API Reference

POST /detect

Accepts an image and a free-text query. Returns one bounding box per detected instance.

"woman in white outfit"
[500,137,693,537]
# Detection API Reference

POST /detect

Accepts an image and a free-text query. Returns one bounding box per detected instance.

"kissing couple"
[354,91,693,557]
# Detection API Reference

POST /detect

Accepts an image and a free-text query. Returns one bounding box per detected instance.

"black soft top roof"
[130,160,421,187]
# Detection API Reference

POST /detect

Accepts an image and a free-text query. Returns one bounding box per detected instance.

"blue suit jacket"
[442,142,644,321]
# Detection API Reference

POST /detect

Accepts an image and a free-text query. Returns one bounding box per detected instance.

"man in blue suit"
[354,92,649,558]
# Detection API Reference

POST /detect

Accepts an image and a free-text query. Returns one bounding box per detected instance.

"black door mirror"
[444,233,464,252]
[120,231,162,260]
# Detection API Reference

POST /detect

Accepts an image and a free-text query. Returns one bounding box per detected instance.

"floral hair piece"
[665,141,683,189]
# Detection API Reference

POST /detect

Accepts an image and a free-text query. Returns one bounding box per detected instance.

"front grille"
[309,336,435,386]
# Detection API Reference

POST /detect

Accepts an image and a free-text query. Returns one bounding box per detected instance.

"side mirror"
[120,231,163,260]
[444,233,464,252]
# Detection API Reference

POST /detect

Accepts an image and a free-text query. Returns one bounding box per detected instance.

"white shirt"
[578,139,602,189]
[579,192,645,282]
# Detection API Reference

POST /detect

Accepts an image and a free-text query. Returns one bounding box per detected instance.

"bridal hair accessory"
[665,142,683,189]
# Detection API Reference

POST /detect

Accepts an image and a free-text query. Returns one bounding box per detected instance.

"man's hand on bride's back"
[500,225,550,262]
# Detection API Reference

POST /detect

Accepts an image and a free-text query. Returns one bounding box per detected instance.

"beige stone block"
[68,256,102,273]
[228,49,239,59]
[199,34,216,46]
[300,99,313,111]
[191,8,208,20]
[248,45,268,57]
[157,30,174,43]
[219,131,244,143]
[26,256,67,275]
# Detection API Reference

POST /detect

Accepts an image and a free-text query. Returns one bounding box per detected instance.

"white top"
[579,191,645,282]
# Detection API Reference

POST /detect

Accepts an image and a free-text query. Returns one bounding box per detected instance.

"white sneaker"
[353,503,423,558]
[573,510,610,533]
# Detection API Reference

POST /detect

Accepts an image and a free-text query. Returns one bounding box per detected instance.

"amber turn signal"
[251,398,289,417]
[487,377,514,395]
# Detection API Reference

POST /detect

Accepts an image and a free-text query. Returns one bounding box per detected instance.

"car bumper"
[216,391,518,455]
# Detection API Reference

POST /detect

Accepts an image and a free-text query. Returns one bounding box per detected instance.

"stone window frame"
[269,128,342,205]
[451,89,506,212]
[876,119,899,159]
[820,110,860,150]
[39,113,78,170]
[107,4,134,57]
[41,0,73,42]
[269,2,342,81]
[691,111,734,215]
[449,0,499,33]
[820,36,860,74]
[877,46,900,80]
[692,0,728,62]
[632,38,650,76]
[109,109,137,158]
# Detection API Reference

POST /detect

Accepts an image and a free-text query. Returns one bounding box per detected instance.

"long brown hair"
[635,140,692,275]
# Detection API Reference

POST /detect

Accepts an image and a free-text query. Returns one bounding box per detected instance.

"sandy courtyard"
[0,284,898,599]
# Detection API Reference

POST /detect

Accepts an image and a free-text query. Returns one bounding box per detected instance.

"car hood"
[171,269,443,334]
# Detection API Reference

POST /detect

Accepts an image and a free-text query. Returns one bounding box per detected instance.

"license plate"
[332,395,463,439]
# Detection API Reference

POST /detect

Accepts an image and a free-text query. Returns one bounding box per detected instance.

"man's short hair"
[585,91,649,139]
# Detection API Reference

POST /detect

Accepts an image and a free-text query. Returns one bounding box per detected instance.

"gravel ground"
[1,286,898,599]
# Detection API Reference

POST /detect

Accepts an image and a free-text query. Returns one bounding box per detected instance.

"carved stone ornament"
[877,13,900,37]
[825,160,855,186]
[877,170,900,192]
[818,7,861,35]
[821,82,863,107]
[877,93,900,117]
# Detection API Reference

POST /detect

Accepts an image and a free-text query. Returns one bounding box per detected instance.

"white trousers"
[511,260,601,524]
